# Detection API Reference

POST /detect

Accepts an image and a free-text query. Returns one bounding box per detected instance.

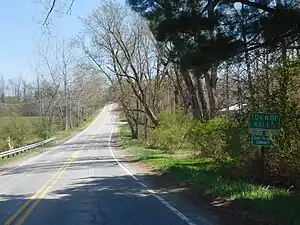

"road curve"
[0,104,215,225]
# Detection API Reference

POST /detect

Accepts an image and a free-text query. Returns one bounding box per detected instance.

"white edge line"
[0,105,108,176]
[107,113,198,225]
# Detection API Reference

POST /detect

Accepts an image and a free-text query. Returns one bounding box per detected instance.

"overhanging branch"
[43,0,56,25]
[219,0,276,12]
[43,0,75,25]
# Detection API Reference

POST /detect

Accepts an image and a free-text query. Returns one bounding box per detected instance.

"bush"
[151,108,193,153]
[4,113,34,148]
[33,119,50,139]
[150,107,300,186]
[186,116,233,159]
[32,118,57,139]
[151,109,250,160]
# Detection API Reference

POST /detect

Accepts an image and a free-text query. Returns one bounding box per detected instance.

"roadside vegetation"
[71,0,300,224]
[0,109,99,166]
[120,121,300,225]
[0,109,100,152]
[0,115,42,150]
[4,0,300,223]
[0,38,108,151]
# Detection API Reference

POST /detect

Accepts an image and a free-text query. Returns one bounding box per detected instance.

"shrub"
[151,110,250,160]
[32,118,57,139]
[4,113,33,148]
[33,119,49,139]
[186,116,233,159]
[151,108,193,153]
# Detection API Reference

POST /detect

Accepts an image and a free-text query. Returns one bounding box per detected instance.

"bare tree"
[0,75,5,103]
[35,43,61,135]
[54,38,74,130]
[80,2,167,128]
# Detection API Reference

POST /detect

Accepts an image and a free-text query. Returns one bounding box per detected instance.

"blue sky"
[0,0,103,81]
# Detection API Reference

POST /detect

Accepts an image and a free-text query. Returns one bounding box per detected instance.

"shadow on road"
[0,162,289,225]
[0,173,217,225]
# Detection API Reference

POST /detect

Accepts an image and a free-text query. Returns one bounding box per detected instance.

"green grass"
[0,116,42,150]
[55,110,100,141]
[120,124,300,225]
[0,110,101,164]
[0,116,39,130]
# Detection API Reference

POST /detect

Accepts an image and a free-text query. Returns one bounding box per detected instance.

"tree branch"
[225,0,275,12]
[43,0,56,25]
[67,0,75,14]
[43,0,75,25]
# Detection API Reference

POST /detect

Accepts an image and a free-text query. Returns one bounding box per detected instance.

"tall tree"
[127,0,300,112]
[80,2,166,128]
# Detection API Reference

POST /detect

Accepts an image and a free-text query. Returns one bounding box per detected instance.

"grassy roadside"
[119,124,300,225]
[52,108,102,142]
[0,110,101,165]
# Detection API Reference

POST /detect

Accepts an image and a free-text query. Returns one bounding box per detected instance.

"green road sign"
[249,112,280,134]
[252,134,273,147]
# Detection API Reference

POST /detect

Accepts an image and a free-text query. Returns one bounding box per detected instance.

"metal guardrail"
[0,137,56,159]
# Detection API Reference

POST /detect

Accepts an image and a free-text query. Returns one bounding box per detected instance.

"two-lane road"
[0,105,214,225]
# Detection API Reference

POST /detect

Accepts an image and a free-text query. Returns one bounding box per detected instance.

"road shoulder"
[112,123,281,225]
[110,131,221,225]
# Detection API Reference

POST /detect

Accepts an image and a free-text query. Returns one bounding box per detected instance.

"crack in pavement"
[90,202,109,225]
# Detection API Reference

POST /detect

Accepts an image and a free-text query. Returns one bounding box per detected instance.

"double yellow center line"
[4,109,109,225]
[4,148,83,225]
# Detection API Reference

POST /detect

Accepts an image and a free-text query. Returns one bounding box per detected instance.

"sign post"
[260,146,266,182]
[249,112,280,182]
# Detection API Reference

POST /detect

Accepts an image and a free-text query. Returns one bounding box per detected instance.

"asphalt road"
[0,104,215,225]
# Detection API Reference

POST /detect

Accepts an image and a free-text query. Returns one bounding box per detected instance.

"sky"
[0,0,104,81]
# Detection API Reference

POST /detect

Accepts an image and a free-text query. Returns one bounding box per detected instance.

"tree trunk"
[144,89,148,140]
[69,92,73,129]
[174,89,179,106]
[245,51,255,107]
[281,41,287,64]
[194,68,209,119]
[64,75,68,131]
[242,4,255,108]
[174,69,189,110]
[128,118,138,139]
[58,104,64,129]
[23,86,26,102]
[180,66,202,118]
[136,99,139,139]
[128,81,160,127]
[144,111,148,140]
[37,76,42,118]
[225,65,230,114]
[122,101,138,139]
[69,110,73,129]
[77,102,80,127]
[204,69,217,118]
